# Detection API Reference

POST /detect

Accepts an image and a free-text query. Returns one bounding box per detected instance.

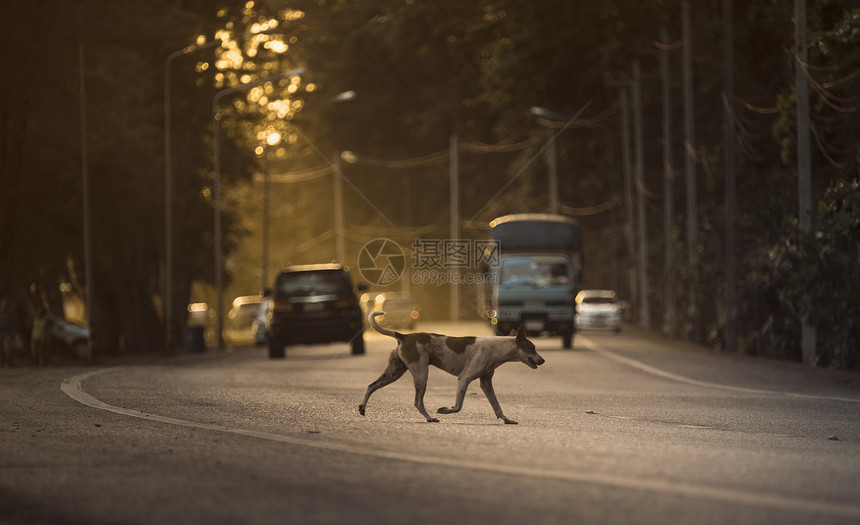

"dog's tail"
[368,311,404,340]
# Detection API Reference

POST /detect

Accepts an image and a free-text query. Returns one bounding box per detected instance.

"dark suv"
[265,264,366,358]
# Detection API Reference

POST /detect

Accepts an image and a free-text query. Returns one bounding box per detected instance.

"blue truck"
[487,214,583,349]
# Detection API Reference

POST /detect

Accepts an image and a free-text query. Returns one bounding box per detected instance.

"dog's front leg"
[436,375,475,416]
[480,371,517,424]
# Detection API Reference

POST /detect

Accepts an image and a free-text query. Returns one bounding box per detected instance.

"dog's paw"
[502,417,518,425]
[436,407,455,414]
[358,405,366,416]
[426,417,440,423]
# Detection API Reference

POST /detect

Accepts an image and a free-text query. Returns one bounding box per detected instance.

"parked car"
[225,295,263,345]
[187,302,212,327]
[252,299,268,346]
[44,313,91,362]
[575,289,622,333]
[265,264,367,358]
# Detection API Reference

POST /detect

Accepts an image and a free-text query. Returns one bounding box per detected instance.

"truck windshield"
[499,257,570,287]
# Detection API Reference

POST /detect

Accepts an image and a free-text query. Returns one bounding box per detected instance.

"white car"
[225,295,263,345]
[44,313,92,362]
[575,290,622,333]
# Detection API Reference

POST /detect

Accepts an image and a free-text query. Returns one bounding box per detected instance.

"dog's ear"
[515,325,527,341]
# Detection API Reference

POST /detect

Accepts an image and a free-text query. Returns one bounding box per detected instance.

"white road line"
[578,337,860,404]
[61,368,860,520]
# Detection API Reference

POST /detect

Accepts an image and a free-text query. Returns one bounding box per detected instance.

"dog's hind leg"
[408,360,439,423]
[359,349,407,416]
[479,371,517,424]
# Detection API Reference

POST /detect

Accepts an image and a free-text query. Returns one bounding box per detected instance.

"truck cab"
[487,214,582,349]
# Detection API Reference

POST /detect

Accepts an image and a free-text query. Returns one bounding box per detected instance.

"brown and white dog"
[359,311,545,424]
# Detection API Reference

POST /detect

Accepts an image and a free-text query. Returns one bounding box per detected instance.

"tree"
[748,178,860,368]
[0,0,235,356]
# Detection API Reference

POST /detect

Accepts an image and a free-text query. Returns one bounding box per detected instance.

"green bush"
[747,178,860,369]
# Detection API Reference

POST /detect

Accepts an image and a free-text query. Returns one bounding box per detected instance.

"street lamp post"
[213,68,305,349]
[164,40,220,353]
[164,28,285,353]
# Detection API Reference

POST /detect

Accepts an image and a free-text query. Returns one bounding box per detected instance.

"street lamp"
[164,28,287,353]
[213,68,306,349]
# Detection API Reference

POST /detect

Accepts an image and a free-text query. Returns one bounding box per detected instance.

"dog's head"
[514,325,545,369]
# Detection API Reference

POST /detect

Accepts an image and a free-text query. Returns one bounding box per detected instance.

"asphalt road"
[2,322,859,525]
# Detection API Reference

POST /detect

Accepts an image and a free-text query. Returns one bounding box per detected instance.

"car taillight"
[335,296,353,308]
[273,300,294,313]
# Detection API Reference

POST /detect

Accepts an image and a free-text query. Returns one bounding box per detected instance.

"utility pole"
[724,0,738,352]
[605,78,636,314]
[261,166,271,292]
[795,0,816,363]
[449,133,460,321]
[548,137,559,214]
[633,60,650,329]
[529,106,563,215]
[682,0,698,340]
[618,87,637,316]
[333,151,346,264]
[79,19,93,358]
[660,26,676,337]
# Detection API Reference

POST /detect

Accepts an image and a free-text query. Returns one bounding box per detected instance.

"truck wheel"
[562,332,574,349]
[351,335,365,355]
[268,338,285,359]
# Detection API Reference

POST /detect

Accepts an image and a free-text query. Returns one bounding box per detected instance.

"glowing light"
[255,146,264,156]
[266,131,281,146]
[305,83,317,93]
[282,9,305,22]
[266,40,288,53]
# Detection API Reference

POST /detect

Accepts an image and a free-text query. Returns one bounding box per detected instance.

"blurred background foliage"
[0,0,857,367]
